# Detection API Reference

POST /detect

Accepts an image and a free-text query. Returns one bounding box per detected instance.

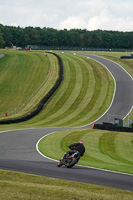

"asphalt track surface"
[81,54,133,125]
[0,54,4,58]
[0,54,133,191]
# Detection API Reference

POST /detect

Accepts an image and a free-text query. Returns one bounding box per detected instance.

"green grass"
[38,129,133,174]
[0,170,133,200]
[0,50,132,125]
[0,49,59,119]
[19,53,114,127]
[0,50,114,127]
[0,51,133,198]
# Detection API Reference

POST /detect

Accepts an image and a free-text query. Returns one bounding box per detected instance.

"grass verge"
[0,51,133,198]
[21,53,114,127]
[0,170,133,200]
[38,129,133,174]
[0,49,59,119]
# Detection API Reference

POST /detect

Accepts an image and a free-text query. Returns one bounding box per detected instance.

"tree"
[0,30,5,47]
[57,29,69,46]
[0,24,133,49]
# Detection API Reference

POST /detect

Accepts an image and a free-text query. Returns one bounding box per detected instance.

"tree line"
[0,23,133,49]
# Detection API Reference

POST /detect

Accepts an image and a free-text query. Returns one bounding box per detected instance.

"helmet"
[79,140,84,144]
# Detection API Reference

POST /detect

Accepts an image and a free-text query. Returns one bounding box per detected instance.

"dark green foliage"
[0,24,133,49]
[0,30,5,47]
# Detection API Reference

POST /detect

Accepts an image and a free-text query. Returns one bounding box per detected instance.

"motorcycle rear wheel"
[65,157,77,168]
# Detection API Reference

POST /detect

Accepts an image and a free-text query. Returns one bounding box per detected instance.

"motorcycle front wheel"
[57,160,63,167]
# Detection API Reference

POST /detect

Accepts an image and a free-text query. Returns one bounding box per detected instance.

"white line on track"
[36,131,59,162]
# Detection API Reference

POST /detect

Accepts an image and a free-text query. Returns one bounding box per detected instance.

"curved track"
[0,54,4,58]
[0,54,133,191]
[81,54,133,126]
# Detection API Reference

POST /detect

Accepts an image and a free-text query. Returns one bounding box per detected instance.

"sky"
[0,0,133,32]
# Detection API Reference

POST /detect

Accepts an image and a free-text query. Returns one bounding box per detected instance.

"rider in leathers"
[63,140,85,160]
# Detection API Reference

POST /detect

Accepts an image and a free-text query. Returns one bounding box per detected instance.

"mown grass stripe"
[41,54,93,126]
[6,52,114,127]
[73,62,114,126]
[59,58,112,126]
[26,53,114,127]
[99,132,133,165]
[27,56,77,126]
[34,57,77,125]
[49,56,91,126]
[82,129,117,165]
[33,54,89,126]
[0,51,59,121]
[54,56,95,126]
[115,132,133,164]
[38,128,133,174]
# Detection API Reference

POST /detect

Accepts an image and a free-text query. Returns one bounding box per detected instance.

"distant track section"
[0,53,63,124]
[0,54,5,58]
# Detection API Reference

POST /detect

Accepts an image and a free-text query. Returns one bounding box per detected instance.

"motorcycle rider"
[63,140,85,161]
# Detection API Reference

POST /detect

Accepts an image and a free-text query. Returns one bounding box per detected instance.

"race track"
[81,54,133,126]
[0,54,133,191]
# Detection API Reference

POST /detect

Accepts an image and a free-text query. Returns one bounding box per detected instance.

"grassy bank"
[0,51,133,198]
[38,129,133,174]
[0,170,133,200]
[0,50,114,127]
[19,53,114,127]
[0,49,59,119]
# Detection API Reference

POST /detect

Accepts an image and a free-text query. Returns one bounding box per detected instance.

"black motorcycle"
[57,151,80,168]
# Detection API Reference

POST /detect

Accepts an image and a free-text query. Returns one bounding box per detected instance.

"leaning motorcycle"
[57,151,80,168]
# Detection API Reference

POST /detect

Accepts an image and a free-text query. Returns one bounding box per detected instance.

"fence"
[106,113,133,128]
[26,45,133,52]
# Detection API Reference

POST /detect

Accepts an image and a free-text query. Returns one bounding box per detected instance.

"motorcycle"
[57,151,81,168]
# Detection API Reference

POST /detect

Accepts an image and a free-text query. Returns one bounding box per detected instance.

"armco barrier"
[93,123,133,132]
[0,53,63,124]
[121,56,133,59]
